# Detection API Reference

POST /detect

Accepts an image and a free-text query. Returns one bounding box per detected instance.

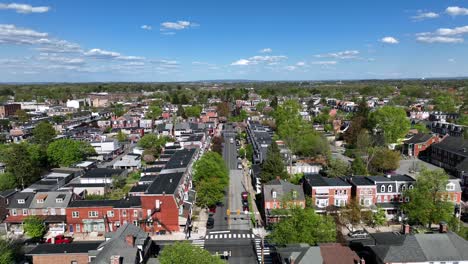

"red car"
[241,192,249,201]
[46,234,73,244]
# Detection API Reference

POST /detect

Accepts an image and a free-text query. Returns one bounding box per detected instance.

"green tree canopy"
[184,105,202,118]
[260,141,287,182]
[0,173,16,191]
[32,121,56,146]
[325,158,350,178]
[116,130,128,143]
[145,104,162,121]
[23,216,46,239]
[269,207,336,246]
[2,143,41,189]
[369,147,400,173]
[369,106,410,144]
[351,156,368,175]
[433,94,458,113]
[47,139,96,167]
[193,151,229,207]
[402,169,455,228]
[159,241,224,264]
[0,238,14,264]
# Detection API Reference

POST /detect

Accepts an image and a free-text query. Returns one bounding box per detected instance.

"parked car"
[237,162,242,169]
[243,205,249,212]
[242,200,249,207]
[348,230,368,239]
[46,234,73,244]
[241,192,249,201]
[206,217,215,229]
[209,206,216,213]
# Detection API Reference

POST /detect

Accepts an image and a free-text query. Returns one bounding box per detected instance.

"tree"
[245,144,254,162]
[344,117,368,146]
[369,147,400,173]
[32,121,56,146]
[351,156,368,175]
[0,173,16,191]
[325,158,350,178]
[145,104,162,130]
[0,238,14,264]
[413,123,429,133]
[433,94,457,113]
[177,104,186,118]
[112,103,125,117]
[238,147,246,159]
[369,106,410,144]
[260,141,287,182]
[339,198,363,230]
[138,134,169,157]
[116,130,128,143]
[256,101,267,114]
[372,207,387,230]
[184,105,202,118]
[193,152,229,207]
[402,169,455,228]
[47,139,96,167]
[23,216,46,239]
[211,136,223,155]
[216,102,230,117]
[15,109,29,123]
[2,143,40,189]
[159,241,224,264]
[270,96,278,109]
[269,207,336,246]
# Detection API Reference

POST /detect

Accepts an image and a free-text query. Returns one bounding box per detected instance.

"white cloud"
[380,36,399,44]
[446,6,468,16]
[231,55,287,66]
[448,58,456,63]
[84,48,144,61]
[412,11,439,20]
[315,50,359,59]
[141,25,152,30]
[36,53,85,65]
[436,25,468,36]
[231,59,250,66]
[259,48,272,53]
[285,66,296,71]
[160,21,197,32]
[416,36,464,43]
[0,24,48,44]
[0,3,50,13]
[310,61,337,65]
[296,61,306,66]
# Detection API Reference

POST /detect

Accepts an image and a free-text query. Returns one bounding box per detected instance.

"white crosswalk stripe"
[192,239,205,249]
[205,232,254,240]
[254,238,273,264]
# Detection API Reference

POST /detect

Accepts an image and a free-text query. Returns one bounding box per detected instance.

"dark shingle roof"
[8,192,35,208]
[82,168,126,178]
[69,197,141,208]
[405,133,433,144]
[145,172,183,195]
[164,148,196,169]
[27,242,101,255]
[432,136,468,158]
[304,174,350,187]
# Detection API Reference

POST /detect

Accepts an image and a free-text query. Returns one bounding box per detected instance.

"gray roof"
[90,224,149,264]
[276,244,323,264]
[372,232,468,262]
[264,179,305,201]
[432,136,468,158]
[7,192,35,209]
[29,191,73,209]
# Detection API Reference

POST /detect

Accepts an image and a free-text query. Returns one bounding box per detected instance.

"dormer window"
[401,185,407,192]
[446,183,455,191]
[17,199,25,204]
[380,185,386,193]
[388,185,393,193]
[56,198,63,203]
[409,185,414,190]
[292,191,297,199]
[272,191,277,199]
[37,199,44,204]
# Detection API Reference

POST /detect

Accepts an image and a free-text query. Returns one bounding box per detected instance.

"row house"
[5,191,73,234]
[66,197,142,233]
[429,112,459,122]
[430,121,464,137]
[345,176,377,208]
[303,175,352,213]
[263,178,305,225]
[402,133,442,158]
[111,115,140,129]
[200,109,218,123]
[428,136,468,185]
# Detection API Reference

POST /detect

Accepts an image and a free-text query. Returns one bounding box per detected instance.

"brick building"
[263,178,305,224]
[0,103,21,118]
[303,175,352,213]
[403,133,442,158]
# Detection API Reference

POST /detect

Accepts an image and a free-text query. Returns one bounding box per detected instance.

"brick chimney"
[125,235,135,247]
[110,255,121,264]
[402,224,410,234]
[439,221,448,233]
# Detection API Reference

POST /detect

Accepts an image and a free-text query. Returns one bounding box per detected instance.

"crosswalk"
[192,239,205,249]
[205,232,254,240]
[254,238,273,264]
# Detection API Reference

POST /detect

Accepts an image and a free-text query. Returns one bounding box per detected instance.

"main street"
[204,123,257,264]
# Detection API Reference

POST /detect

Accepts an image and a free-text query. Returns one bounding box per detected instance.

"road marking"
[228,234,232,238]
[214,234,218,239]
[209,230,230,234]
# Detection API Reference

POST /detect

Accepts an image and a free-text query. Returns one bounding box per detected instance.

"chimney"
[386,174,391,178]
[110,255,121,264]
[125,235,135,247]
[439,221,448,233]
[402,224,410,234]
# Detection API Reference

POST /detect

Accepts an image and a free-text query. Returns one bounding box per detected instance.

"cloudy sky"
[1,0,468,82]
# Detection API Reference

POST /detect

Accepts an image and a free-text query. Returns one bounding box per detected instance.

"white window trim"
[72,211,79,218]
[22,209,28,215]
[107,211,114,217]
[388,185,393,193]
[11,209,17,216]
[380,185,386,192]
[88,211,98,218]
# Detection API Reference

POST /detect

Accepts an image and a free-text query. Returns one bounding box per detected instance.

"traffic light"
[237,209,240,215]
[227,209,231,216]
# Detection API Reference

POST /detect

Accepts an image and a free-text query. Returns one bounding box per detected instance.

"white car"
[237,163,242,169]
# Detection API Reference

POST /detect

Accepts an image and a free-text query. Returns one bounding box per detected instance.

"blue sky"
[1,0,468,82]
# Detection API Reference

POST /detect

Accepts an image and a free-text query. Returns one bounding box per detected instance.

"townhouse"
[428,136,468,185]
[303,175,352,213]
[345,176,377,209]
[263,178,305,224]
[402,133,441,158]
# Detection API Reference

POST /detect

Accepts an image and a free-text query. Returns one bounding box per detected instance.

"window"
[409,185,414,190]
[388,185,393,193]
[272,191,277,199]
[31,209,36,215]
[56,198,63,203]
[71,261,77,264]
[122,210,127,217]
[405,197,410,202]
[401,185,406,192]
[133,220,139,226]
[446,183,455,191]
[72,211,79,218]
[155,200,161,210]
[76,224,80,232]
[88,211,98,217]
[22,209,28,215]
[11,209,17,216]
[37,199,44,204]
[107,211,114,217]
[17,199,25,204]
[273,203,277,209]
[133,210,138,217]
[42,209,48,215]
[380,185,386,193]
[292,191,297,198]
[384,196,388,202]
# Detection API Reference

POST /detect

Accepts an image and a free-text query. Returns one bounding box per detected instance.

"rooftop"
[304,174,351,187]
[145,172,184,195]
[82,168,126,178]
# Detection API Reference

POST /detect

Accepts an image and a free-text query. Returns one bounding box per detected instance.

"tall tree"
[32,121,56,146]
[184,105,202,118]
[270,207,336,246]
[15,109,29,123]
[351,156,368,175]
[193,152,229,207]
[369,147,400,173]
[402,169,454,228]
[260,141,287,182]
[47,139,96,167]
[216,102,230,117]
[369,106,410,144]
[3,143,40,189]
[145,104,162,131]
[325,158,350,178]
[211,136,223,155]
[23,216,46,239]
[0,239,14,264]
[159,242,224,264]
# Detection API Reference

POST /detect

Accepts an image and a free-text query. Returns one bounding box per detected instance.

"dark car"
[242,200,249,207]
[206,217,215,229]
[348,230,368,239]
[208,206,216,213]
[243,205,249,212]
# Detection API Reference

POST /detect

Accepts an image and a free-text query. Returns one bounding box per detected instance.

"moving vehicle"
[208,206,216,213]
[241,192,249,201]
[348,230,368,239]
[230,138,234,144]
[237,162,242,169]
[206,217,215,229]
[46,234,73,244]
